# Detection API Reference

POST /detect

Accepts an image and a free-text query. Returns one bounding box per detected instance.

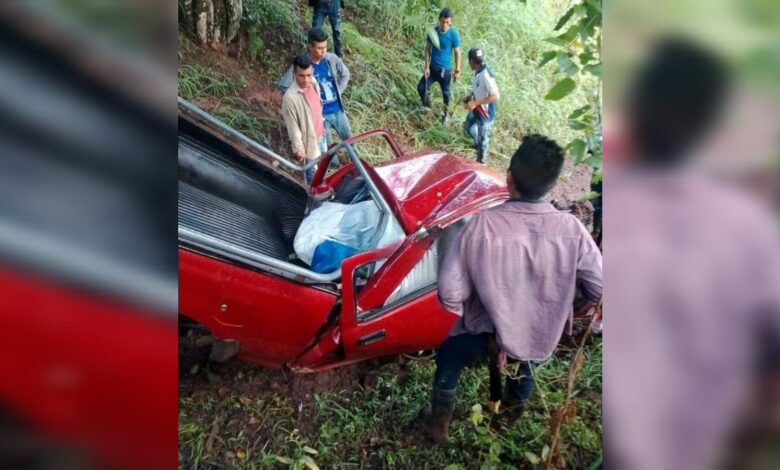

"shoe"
[418,396,454,444]
[422,106,432,114]
[440,112,448,124]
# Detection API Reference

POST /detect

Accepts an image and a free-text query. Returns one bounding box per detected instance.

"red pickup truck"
[178,98,509,372]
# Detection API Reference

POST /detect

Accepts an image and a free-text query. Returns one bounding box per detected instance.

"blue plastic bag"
[310,240,359,273]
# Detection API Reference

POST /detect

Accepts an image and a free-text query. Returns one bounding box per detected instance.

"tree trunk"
[180,0,242,47]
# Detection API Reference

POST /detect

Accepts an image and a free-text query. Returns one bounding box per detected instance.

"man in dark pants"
[417,8,461,124]
[309,0,343,58]
[419,135,603,443]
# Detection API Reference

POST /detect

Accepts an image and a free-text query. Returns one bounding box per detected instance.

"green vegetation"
[337,0,598,166]
[538,0,602,184]
[178,65,248,101]
[179,0,600,171]
[179,339,602,469]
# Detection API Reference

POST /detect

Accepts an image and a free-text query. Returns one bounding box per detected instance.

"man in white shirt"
[463,48,499,164]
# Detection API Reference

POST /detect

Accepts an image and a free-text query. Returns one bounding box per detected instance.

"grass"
[178,65,248,101]
[178,338,602,469]
[334,0,598,171]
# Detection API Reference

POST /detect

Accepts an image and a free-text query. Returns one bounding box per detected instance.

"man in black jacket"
[309,0,344,57]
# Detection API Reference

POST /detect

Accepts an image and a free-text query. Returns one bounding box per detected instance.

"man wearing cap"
[463,47,499,164]
[417,8,461,124]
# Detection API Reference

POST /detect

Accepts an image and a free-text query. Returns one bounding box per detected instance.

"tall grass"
[178,64,248,101]
[328,0,598,169]
[178,339,603,469]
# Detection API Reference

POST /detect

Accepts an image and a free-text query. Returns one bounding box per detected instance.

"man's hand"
[464,100,477,111]
[296,148,306,162]
[423,66,430,79]
[453,69,461,81]
[574,298,602,323]
[573,298,595,317]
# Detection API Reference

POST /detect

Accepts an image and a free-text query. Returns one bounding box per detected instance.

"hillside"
[178,0,597,207]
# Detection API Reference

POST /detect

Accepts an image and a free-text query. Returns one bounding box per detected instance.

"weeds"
[180,338,601,469]
[178,65,247,101]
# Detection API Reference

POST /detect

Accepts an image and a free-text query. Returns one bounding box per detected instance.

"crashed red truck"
[178,98,510,372]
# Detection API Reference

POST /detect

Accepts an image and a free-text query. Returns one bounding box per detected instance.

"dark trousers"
[417,68,452,109]
[433,333,534,403]
[312,0,342,57]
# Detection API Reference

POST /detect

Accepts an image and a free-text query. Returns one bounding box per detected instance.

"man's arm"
[423,42,431,78]
[465,93,498,111]
[280,97,305,161]
[453,47,461,81]
[334,56,350,94]
[437,224,474,316]
[278,65,294,93]
[576,221,603,309]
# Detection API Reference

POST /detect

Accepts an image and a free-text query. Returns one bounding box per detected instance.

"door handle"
[358,329,386,346]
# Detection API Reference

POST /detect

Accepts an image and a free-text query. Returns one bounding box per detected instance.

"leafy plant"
[540,0,603,185]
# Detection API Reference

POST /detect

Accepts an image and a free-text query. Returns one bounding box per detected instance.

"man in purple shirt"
[419,134,603,443]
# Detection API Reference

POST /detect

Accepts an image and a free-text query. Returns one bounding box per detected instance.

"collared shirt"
[438,200,602,361]
[302,82,325,138]
[427,26,460,71]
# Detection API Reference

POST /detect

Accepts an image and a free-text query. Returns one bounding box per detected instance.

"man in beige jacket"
[281,53,327,183]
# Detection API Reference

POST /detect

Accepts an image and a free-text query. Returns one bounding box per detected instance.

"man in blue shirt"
[279,28,353,146]
[417,8,461,124]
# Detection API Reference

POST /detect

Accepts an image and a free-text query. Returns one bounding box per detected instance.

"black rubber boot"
[418,390,455,444]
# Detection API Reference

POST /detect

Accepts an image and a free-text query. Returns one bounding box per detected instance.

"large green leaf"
[584,63,603,78]
[582,154,603,167]
[554,7,575,31]
[544,78,576,101]
[568,104,590,120]
[556,52,579,76]
[579,50,595,65]
[538,50,557,68]
[568,139,586,161]
[545,24,579,47]
[569,119,591,131]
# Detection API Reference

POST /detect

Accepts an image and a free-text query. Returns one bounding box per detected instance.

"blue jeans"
[463,111,494,162]
[304,136,329,184]
[433,333,534,403]
[323,110,353,146]
[312,0,342,57]
[417,68,452,108]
